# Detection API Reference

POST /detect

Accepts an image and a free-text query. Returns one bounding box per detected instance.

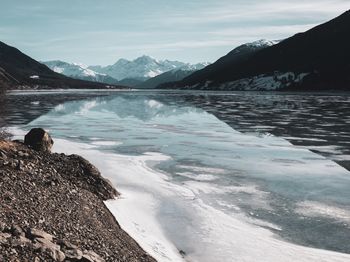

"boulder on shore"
[0,131,154,261]
[24,128,54,152]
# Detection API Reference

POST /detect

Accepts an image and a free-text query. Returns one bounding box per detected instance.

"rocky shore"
[0,129,156,262]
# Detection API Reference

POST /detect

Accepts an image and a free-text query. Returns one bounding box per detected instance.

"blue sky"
[0,0,349,65]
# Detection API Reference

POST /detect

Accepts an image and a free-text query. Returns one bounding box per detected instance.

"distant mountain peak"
[71,62,89,69]
[0,40,118,89]
[134,55,159,65]
[42,60,116,84]
[229,39,279,56]
[163,10,350,91]
[246,39,280,47]
[114,58,130,66]
[89,56,207,81]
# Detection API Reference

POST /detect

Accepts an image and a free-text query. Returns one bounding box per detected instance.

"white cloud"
[1,0,348,64]
[160,0,349,25]
[209,23,319,38]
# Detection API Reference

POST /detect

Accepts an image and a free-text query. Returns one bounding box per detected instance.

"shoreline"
[6,126,350,262]
[0,136,155,262]
[52,136,350,262]
[52,138,185,262]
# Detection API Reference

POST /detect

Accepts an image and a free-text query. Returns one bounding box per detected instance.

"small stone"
[35,237,58,249]
[18,151,30,158]
[28,228,54,242]
[45,248,65,262]
[0,233,11,244]
[16,160,24,171]
[0,222,6,231]
[11,225,25,237]
[34,238,65,262]
[11,236,31,247]
[57,239,78,249]
[81,250,105,262]
[65,248,83,260]
[0,151,7,160]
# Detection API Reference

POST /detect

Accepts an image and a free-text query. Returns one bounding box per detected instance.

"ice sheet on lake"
[52,138,350,262]
[11,95,350,262]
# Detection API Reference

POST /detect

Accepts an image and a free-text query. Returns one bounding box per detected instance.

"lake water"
[5,90,350,262]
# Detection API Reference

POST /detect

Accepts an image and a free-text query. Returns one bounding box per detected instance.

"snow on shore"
[52,138,350,262]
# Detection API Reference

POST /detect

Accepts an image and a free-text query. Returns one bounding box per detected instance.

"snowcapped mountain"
[224,39,279,57]
[42,57,209,87]
[245,39,279,48]
[89,55,208,81]
[163,10,350,91]
[42,60,119,84]
[161,39,281,89]
[0,41,120,90]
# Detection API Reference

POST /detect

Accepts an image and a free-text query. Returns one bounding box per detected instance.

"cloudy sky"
[0,0,349,65]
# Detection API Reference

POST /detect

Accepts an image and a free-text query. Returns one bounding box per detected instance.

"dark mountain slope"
[0,41,124,89]
[138,62,210,89]
[138,69,194,89]
[168,10,350,91]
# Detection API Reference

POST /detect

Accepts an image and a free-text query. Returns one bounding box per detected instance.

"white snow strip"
[296,201,350,224]
[90,141,122,146]
[49,138,350,262]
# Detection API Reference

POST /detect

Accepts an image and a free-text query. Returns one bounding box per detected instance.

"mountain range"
[42,60,119,85]
[0,41,123,90]
[89,56,187,81]
[161,10,350,91]
[1,10,349,91]
[43,57,209,88]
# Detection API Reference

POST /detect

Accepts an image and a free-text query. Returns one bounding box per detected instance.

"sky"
[0,0,349,65]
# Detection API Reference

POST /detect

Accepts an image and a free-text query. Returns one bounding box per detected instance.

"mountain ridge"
[43,56,209,87]
[89,55,209,81]
[0,41,124,90]
[137,62,210,89]
[161,10,350,91]
[42,60,120,85]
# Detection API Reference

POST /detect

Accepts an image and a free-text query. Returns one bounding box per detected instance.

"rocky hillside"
[163,10,350,91]
[0,129,155,262]
[0,41,124,90]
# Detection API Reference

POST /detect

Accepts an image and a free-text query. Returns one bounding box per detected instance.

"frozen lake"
[5,90,350,261]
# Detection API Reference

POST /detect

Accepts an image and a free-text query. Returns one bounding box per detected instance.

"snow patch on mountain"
[229,39,280,56]
[217,72,310,91]
[137,62,210,89]
[177,62,210,72]
[246,39,280,48]
[183,72,310,91]
[44,61,107,78]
